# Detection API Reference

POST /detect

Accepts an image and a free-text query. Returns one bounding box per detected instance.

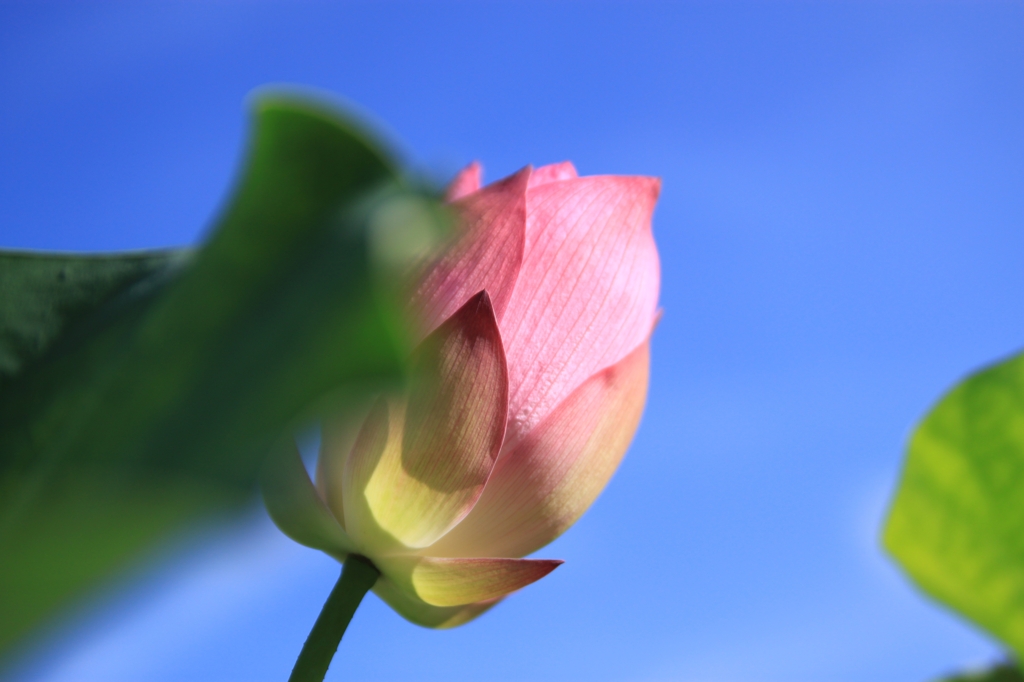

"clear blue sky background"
[2,2,1023,681]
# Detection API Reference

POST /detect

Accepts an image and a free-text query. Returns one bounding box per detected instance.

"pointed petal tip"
[462,289,495,324]
[427,288,501,352]
[468,288,491,307]
[504,165,533,191]
[528,161,577,188]
[648,176,662,203]
[651,309,664,332]
[431,289,505,361]
[596,174,661,212]
[624,174,662,211]
[414,165,528,332]
[358,286,508,549]
[445,161,484,201]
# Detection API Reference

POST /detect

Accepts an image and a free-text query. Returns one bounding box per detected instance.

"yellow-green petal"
[344,292,508,550]
[261,441,356,559]
[377,555,561,607]
[372,576,500,629]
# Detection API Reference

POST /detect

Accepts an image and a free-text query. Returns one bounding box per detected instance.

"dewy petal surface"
[430,339,650,559]
[411,167,529,335]
[378,556,562,607]
[444,161,482,202]
[346,292,508,550]
[500,175,660,447]
[262,441,357,559]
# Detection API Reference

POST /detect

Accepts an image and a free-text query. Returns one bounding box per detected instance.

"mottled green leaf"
[0,96,445,656]
[0,249,182,389]
[885,350,1024,657]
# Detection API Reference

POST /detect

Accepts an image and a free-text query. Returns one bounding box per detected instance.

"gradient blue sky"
[2,2,1023,681]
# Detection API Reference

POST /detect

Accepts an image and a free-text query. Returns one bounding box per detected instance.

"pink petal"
[377,556,562,607]
[343,292,509,550]
[444,161,483,202]
[373,578,500,628]
[411,167,529,335]
[528,161,578,188]
[262,441,357,559]
[499,175,660,448]
[430,339,650,559]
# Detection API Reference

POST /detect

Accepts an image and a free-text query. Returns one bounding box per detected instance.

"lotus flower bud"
[265,162,661,628]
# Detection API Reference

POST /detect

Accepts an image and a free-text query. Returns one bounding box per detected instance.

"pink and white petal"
[528,161,577,188]
[350,293,509,550]
[373,577,500,629]
[444,161,483,202]
[430,340,650,559]
[377,556,562,607]
[500,175,660,447]
[261,441,357,559]
[411,167,529,335]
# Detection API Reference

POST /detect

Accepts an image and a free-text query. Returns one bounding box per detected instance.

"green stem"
[288,554,380,682]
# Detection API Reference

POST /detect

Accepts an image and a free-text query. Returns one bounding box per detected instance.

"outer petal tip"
[529,161,578,187]
[379,556,562,607]
[445,161,483,201]
[413,167,529,332]
[615,175,662,218]
[645,176,662,206]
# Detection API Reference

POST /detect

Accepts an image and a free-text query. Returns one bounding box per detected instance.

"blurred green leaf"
[885,350,1024,657]
[0,96,444,656]
[940,662,1024,682]
[0,249,181,390]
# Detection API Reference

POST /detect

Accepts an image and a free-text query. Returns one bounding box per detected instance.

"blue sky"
[2,2,1023,680]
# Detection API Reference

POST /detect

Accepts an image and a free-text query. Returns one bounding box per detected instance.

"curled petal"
[341,397,395,551]
[500,175,660,447]
[373,577,500,629]
[315,404,372,532]
[378,556,562,607]
[411,167,529,335]
[345,292,508,551]
[528,161,577,188]
[430,340,650,559]
[445,161,483,202]
[261,441,357,559]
